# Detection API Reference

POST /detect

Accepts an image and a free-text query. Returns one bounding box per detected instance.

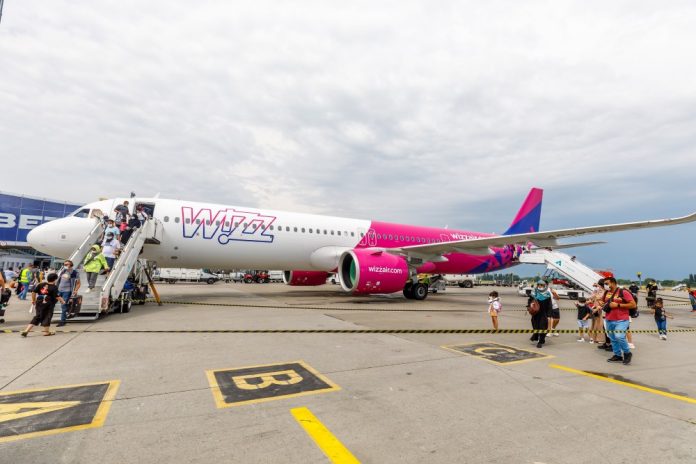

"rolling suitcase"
[67,295,82,318]
[0,288,10,323]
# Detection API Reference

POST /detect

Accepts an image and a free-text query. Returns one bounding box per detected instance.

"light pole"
[637,272,642,289]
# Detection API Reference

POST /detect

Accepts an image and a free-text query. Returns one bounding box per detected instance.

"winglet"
[504,188,543,235]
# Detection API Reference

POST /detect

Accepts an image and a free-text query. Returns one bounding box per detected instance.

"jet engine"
[282,271,330,286]
[338,249,409,295]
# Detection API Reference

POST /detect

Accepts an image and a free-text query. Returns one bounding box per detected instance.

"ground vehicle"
[443,274,478,288]
[268,270,284,282]
[229,271,246,283]
[672,283,687,291]
[243,271,270,283]
[156,268,219,284]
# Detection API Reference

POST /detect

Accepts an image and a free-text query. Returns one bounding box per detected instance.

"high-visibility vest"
[19,268,33,283]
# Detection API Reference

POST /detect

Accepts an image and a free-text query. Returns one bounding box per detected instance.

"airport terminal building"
[0,191,82,271]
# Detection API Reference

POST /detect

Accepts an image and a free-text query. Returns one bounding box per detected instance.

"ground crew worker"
[18,264,34,300]
[83,245,110,293]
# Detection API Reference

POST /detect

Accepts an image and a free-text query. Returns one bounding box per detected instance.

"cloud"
[1,0,694,277]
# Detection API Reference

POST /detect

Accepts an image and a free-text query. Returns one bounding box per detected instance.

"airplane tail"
[503,188,543,235]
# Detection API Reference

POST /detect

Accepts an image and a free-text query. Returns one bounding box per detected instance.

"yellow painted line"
[550,364,696,405]
[291,407,360,464]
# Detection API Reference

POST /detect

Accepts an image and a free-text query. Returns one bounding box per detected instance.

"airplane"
[26,188,696,301]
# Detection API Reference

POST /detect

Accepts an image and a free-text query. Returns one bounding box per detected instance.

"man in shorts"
[21,273,65,337]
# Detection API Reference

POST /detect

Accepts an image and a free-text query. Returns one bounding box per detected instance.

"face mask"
[604,284,611,291]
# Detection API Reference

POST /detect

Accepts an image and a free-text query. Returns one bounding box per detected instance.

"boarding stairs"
[518,248,602,293]
[53,218,162,321]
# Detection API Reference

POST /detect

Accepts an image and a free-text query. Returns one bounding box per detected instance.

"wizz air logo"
[367,266,404,275]
[181,207,276,244]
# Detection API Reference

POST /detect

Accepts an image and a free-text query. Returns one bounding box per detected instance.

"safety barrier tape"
[145,299,692,312]
[4,328,696,335]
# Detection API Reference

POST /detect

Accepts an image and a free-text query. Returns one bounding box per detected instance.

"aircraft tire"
[413,283,428,301]
[403,283,414,299]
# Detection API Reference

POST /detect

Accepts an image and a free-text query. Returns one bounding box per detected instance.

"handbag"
[528,299,540,315]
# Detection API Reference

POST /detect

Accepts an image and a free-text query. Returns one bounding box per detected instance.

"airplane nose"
[26,222,51,252]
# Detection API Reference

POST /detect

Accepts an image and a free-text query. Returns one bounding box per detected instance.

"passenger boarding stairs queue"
[53,218,163,321]
[518,248,603,293]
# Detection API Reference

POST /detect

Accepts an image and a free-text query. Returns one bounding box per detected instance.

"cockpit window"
[71,208,91,218]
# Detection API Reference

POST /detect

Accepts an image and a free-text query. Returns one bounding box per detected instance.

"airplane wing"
[387,211,696,258]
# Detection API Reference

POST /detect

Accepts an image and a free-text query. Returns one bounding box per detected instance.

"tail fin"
[503,188,543,235]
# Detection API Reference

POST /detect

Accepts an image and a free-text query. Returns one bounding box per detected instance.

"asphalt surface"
[1,283,695,463]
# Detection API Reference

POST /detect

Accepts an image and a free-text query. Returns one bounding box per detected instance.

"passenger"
[645,281,658,308]
[135,204,149,225]
[114,207,128,232]
[120,213,142,244]
[21,273,65,337]
[101,232,121,270]
[576,296,592,342]
[602,277,637,365]
[628,282,639,303]
[687,286,696,312]
[529,280,551,348]
[115,201,130,217]
[17,263,34,300]
[591,279,612,350]
[104,219,121,241]
[487,291,501,330]
[0,270,7,324]
[650,298,672,340]
[547,287,561,337]
[83,245,110,293]
[55,260,80,327]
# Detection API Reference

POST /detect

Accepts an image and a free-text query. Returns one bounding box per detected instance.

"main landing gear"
[403,281,428,301]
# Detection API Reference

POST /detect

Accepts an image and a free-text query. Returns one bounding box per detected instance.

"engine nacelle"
[338,249,409,294]
[283,270,329,286]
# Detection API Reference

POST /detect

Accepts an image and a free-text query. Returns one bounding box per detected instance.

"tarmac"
[1,283,695,463]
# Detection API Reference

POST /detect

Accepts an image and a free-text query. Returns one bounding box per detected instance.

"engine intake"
[338,249,409,294]
[283,270,329,286]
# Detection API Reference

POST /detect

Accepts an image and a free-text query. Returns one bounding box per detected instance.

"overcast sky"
[1,0,694,279]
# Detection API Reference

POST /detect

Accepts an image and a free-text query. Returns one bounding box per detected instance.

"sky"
[1,0,694,279]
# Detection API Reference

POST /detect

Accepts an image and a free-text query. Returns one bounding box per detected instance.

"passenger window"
[234,222,239,227]
[324,230,327,235]
[164,216,169,222]
[360,233,364,237]
[185,218,191,224]
[337,231,341,236]
[206,220,211,225]
[196,219,201,224]
[270,225,274,230]
[330,230,334,235]
[301,228,305,233]
[309,228,313,233]
[294,227,298,232]
[243,223,248,228]
[225,221,230,227]
[216,221,221,226]
[175,217,180,223]
[351,232,355,237]
[286,227,290,231]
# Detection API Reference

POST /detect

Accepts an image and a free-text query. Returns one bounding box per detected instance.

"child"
[650,297,673,340]
[21,273,65,337]
[488,291,501,330]
[575,296,592,342]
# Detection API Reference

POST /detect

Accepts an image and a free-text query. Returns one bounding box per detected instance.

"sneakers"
[20,330,28,337]
[607,355,623,363]
[622,352,632,365]
[628,343,635,349]
[589,339,595,344]
[553,331,560,337]
[56,322,66,327]
[85,288,92,293]
[660,335,667,340]
[536,342,543,348]
[577,338,585,342]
